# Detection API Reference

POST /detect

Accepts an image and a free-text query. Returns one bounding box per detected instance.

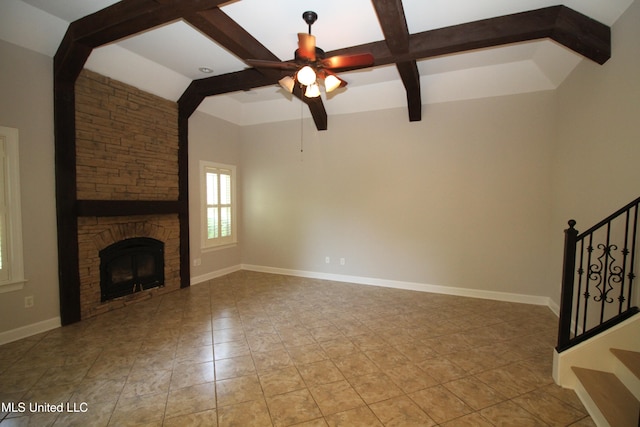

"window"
[0,126,25,292]
[201,161,236,249]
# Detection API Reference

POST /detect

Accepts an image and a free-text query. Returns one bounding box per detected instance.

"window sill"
[202,242,238,253]
[0,278,27,293]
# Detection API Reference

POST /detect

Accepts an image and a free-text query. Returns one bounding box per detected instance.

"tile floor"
[0,271,594,426]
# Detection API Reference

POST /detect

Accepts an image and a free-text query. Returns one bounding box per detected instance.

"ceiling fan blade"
[321,53,374,71]
[245,59,298,70]
[297,33,316,61]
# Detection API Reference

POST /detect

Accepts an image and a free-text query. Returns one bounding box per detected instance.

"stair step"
[573,366,640,427]
[611,349,640,381]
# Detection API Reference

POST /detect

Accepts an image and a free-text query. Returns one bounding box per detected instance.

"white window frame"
[200,161,237,250]
[0,126,26,293]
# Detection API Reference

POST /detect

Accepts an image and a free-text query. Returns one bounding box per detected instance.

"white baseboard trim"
[241,264,554,309]
[0,317,61,346]
[190,264,243,286]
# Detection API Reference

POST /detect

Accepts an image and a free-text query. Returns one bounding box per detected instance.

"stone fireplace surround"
[71,69,184,320]
[77,215,180,319]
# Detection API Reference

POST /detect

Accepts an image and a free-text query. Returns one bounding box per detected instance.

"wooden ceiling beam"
[186,8,280,64]
[326,5,610,68]
[372,0,421,122]
[178,6,609,124]
[55,0,226,81]
[178,69,280,117]
[185,7,328,131]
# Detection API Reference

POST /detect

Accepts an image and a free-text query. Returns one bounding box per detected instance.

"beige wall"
[188,111,242,280]
[548,0,640,304]
[240,92,555,297]
[0,40,60,334]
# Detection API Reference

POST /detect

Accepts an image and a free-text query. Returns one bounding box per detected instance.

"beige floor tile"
[348,372,404,404]
[108,391,167,426]
[121,368,172,398]
[416,357,467,384]
[369,395,436,426]
[165,381,216,417]
[213,339,251,360]
[409,385,474,424]
[309,379,365,416]
[217,399,271,427]
[363,347,410,370]
[393,340,438,362]
[215,374,263,407]
[385,361,438,393]
[287,343,328,365]
[69,378,126,405]
[169,361,215,390]
[252,348,293,372]
[474,362,549,398]
[174,344,213,365]
[266,389,323,427]
[439,412,494,426]
[297,360,346,386]
[479,400,548,426]
[163,409,217,427]
[443,377,506,410]
[53,400,116,427]
[258,365,306,397]
[325,405,383,427]
[0,271,596,427]
[332,352,380,378]
[214,355,256,380]
[212,328,245,344]
[512,389,588,427]
[246,332,284,353]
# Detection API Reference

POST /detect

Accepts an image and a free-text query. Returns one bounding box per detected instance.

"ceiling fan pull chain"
[300,99,304,161]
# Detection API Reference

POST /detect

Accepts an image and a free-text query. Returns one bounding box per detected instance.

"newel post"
[557,219,579,352]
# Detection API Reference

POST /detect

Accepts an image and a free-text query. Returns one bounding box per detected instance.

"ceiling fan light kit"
[296,65,317,86]
[247,11,374,100]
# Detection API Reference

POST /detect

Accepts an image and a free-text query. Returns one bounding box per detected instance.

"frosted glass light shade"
[279,76,295,93]
[324,74,341,92]
[305,83,321,98]
[296,66,316,86]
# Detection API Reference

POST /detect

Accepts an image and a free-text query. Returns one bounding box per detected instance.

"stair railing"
[556,196,640,352]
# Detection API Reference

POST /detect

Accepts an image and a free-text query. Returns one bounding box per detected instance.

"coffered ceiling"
[1,0,634,128]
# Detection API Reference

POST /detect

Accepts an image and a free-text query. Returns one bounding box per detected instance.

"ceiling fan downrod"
[302,11,318,35]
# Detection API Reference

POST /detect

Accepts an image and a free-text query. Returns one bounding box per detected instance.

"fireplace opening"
[99,237,164,302]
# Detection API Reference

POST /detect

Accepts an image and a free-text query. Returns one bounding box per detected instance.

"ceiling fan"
[245,11,375,98]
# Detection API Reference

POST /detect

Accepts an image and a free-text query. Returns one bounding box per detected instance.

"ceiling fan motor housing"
[295,47,325,63]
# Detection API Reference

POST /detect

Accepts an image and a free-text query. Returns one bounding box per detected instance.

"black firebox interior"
[99,237,164,302]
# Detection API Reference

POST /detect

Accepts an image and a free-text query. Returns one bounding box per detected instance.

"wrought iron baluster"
[598,223,613,324]
[583,233,594,334]
[627,204,639,311]
[574,238,585,339]
[619,210,631,314]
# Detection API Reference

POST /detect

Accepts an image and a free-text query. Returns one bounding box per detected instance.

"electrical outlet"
[193,258,201,266]
[24,296,34,308]
[325,256,330,264]
[340,258,346,265]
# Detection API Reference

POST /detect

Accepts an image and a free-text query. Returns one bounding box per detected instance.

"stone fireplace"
[71,69,184,320]
[77,215,180,318]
